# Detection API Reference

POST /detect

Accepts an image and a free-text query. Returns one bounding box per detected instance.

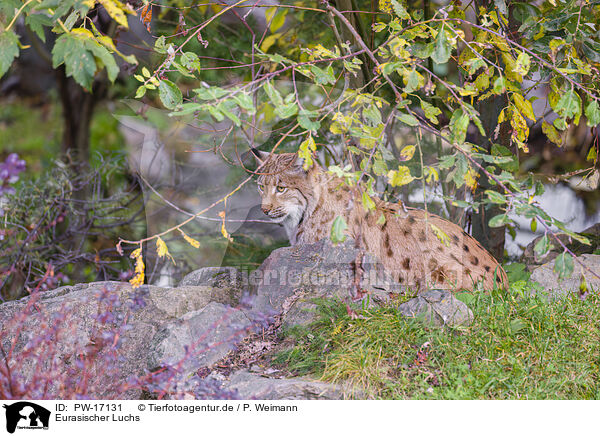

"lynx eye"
[276,186,287,193]
[257,184,264,193]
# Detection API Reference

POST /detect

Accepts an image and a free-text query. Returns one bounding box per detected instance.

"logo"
[2,402,50,434]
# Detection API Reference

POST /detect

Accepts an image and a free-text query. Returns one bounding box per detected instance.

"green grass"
[273,282,600,399]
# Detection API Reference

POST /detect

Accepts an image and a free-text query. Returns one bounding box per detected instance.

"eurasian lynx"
[253,150,507,291]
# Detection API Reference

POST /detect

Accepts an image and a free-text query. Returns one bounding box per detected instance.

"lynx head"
[252,149,317,228]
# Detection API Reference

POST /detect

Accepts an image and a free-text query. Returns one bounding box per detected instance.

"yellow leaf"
[513,94,536,121]
[387,165,414,187]
[129,247,145,288]
[542,121,562,146]
[464,167,479,192]
[400,145,416,161]
[98,0,131,28]
[221,222,233,242]
[179,229,200,248]
[430,223,451,247]
[156,236,175,264]
[298,135,316,170]
[260,33,281,53]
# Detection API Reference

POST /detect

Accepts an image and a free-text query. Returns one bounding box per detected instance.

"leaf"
[420,100,441,124]
[449,108,469,145]
[485,190,506,204]
[0,30,19,79]
[98,0,130,28]
[534,234,550,257]
[396,112,419,126]
[391,0,410,19]
[430,223,451,247]
[330,216,348,244]
[489,214,509,228]
[268,7,287,32]
[431,25,452,64]
[514,52,531,76]
[554,89,582,120]
[52,34,97,90]
[513,94,535,121]
[156,236,174,263]
[25,14,53,43]
[180,52,201,71]
[400,145,415,161]
[585,100,600,127]
[387,165,414,187]
[553,252,574,280]
[509,318,527,335]
[298,113,320,132]
[260,33,281,53]
[179,229,200,248]
[158,79,183,109]
[494,0,508,15]
[362,192,376,211]
[298,135,316,170]
[263,80,283,107]
[542,120,562,145]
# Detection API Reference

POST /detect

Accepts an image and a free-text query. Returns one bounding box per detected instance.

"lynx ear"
[250,148,270,165]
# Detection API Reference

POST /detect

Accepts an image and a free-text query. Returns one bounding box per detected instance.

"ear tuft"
[251,148,271,165]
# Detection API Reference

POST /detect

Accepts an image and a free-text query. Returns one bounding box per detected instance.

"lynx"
[252,150,508,291]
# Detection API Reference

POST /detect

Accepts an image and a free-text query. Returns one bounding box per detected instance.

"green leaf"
[275,102,298,119]
[514,52,531,76]
[485,190,506,204]
[0,30,20,79]
[449,108,469,144]
[553,252,574,280]
[396,112,419,126]
[135,85,147,98]
[263,80,283,107]
[52,34,97,90]
[420,100,441,124]
[391,0,410,19]
[25,14,53,43]
[330,216,348,244]
[585,100,600,127]
[158,79,183,109]
[298,113,320,132]
[509,318,527,335]
[362,192,376,211]
[387,165,414,187]
[489,214,509,228]
[180,52,201,71]
[431,25,452,64]
[534,234,550,257]
[554,89,582,120]
[85,39,119,82]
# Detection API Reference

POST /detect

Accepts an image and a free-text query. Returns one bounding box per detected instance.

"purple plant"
[0,153,26,199]
[0,279,272,400]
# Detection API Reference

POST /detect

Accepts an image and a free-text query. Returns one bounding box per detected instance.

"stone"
[522,224,600,267]
[529,254,600,299]
[397,289,473,327]
[147,302,252,373]
[246,238,405,327]
[178,267,246,305]
[223,370,350,400]
[0,281,245,399]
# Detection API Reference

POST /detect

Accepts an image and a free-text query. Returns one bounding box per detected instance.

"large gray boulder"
[530,254,600,299]
[247,239,405,326]
[0,281,245,399]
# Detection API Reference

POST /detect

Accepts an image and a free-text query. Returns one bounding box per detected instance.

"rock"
[522,224,600,267]
[0,281,246,399]
[223,370,349,400]
[247,239,405,327]
[530,254,600,299]
[147,302,252,374]
[179,267,246,305]
[397,289,473,327]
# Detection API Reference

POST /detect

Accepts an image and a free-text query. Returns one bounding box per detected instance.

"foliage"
[0,156,144,301]
[112,0,600,286]
[0,282,271,399]
[274,284,600,399]
[0,0,137,90]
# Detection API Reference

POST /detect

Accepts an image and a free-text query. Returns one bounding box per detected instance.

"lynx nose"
[261,204,271,215]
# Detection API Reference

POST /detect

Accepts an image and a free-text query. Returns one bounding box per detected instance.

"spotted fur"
[254,151,508,291]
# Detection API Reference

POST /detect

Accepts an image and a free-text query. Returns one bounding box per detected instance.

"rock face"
[0,238,476,400]
[530,254,600,299]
